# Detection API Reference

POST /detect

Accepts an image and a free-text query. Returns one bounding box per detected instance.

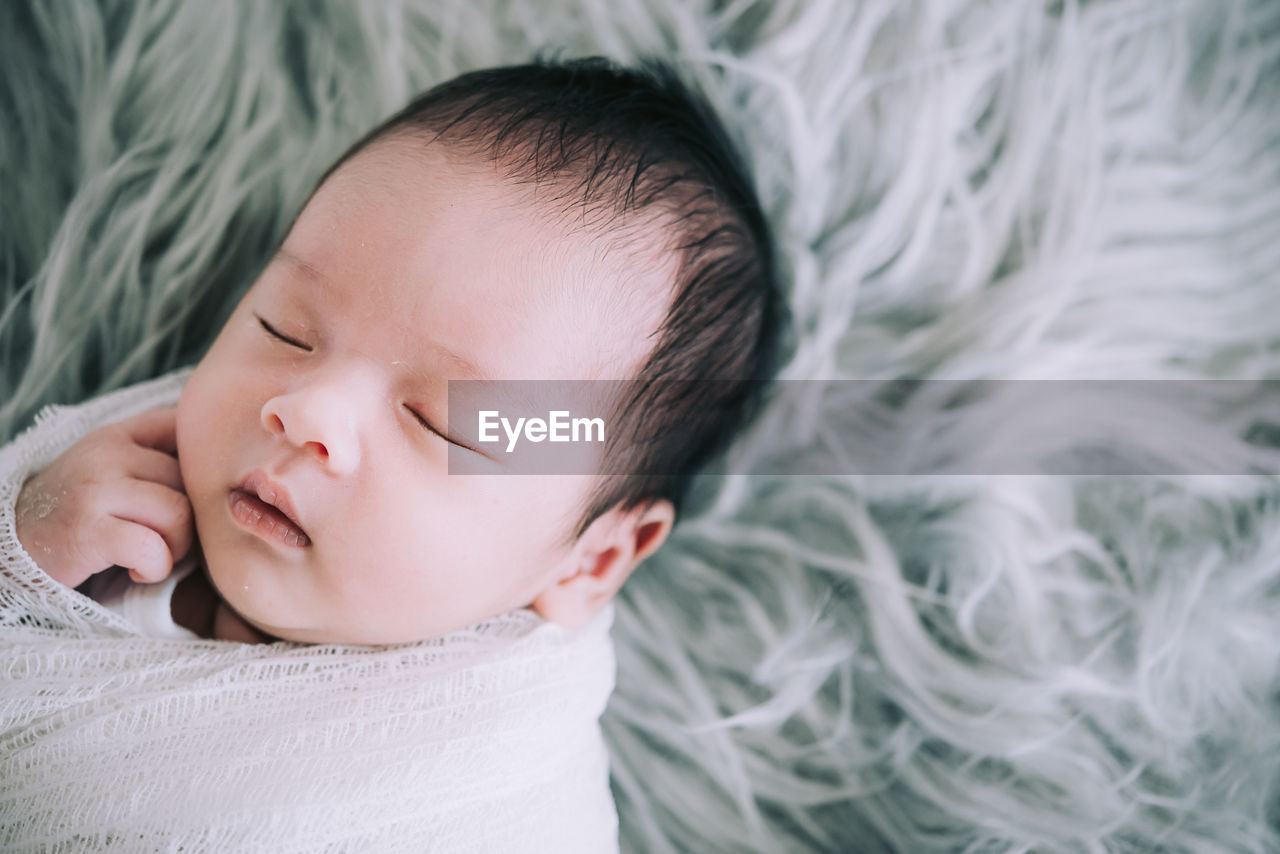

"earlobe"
[530,499,675,628]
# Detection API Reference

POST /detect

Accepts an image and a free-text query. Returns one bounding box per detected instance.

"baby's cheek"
[173,409,224,562]
[174,370,208,451]
[174,401,194,483]
[174,398,203,493]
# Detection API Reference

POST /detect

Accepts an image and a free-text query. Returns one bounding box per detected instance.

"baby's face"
[176,138,669,644]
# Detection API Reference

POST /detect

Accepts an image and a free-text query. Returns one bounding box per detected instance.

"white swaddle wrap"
[0,370,619,852]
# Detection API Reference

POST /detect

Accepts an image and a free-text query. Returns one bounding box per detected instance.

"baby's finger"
[94,515,174,584]
[110,480,195,570]
[121,407,179,456]
[123,444,187,494]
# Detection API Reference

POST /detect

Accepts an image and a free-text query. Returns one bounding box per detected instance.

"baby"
[11,57,783,647]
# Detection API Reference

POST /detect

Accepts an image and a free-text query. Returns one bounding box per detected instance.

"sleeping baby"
[1,57,781,850]
[12,57,781,646]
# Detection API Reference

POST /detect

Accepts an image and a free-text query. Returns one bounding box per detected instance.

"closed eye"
[256,315,312,351]
[405,405,488,458]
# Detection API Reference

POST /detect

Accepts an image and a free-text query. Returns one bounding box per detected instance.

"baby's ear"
[530,499,674,628]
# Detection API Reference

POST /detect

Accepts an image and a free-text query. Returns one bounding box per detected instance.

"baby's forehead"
[353,135,677,259]
[291,139,677,381]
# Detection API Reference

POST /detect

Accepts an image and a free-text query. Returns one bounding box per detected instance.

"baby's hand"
[14,407,194,589]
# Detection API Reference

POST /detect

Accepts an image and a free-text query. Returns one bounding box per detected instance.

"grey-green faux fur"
[4,1,1280,851]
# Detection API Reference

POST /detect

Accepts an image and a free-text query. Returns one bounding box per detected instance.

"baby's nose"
[260,377,361,475]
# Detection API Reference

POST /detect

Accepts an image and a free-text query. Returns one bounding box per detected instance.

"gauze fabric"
[0,369,619,853]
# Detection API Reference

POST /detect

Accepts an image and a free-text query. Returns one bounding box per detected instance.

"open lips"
[230,470,312,547]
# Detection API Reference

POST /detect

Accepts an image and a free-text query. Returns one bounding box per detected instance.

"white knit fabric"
[0,369,620,853]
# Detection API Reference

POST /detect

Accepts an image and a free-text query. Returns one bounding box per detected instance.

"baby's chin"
[190,525,507,647]
[202,569,310,644]
[186,531,287,641]
[209,599,277,643]
[196,544,360,645]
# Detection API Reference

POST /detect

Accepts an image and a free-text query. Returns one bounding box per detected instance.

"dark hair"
[315,56,785,537]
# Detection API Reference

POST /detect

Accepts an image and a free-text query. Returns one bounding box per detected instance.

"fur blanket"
[2,1,1279,851]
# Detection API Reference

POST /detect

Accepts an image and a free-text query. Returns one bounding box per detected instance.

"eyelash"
[408,406,484,455]
[405,404,451,443]
[256,314,480,454]
[257,316,311,351]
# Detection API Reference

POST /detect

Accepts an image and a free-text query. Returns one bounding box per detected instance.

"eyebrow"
[272,247,490,381]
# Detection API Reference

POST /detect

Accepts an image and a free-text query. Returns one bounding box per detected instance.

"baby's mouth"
[229,472,312,549]
[229,489,311,547]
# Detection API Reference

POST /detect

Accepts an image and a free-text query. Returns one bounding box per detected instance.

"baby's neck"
[172,560,275,644]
